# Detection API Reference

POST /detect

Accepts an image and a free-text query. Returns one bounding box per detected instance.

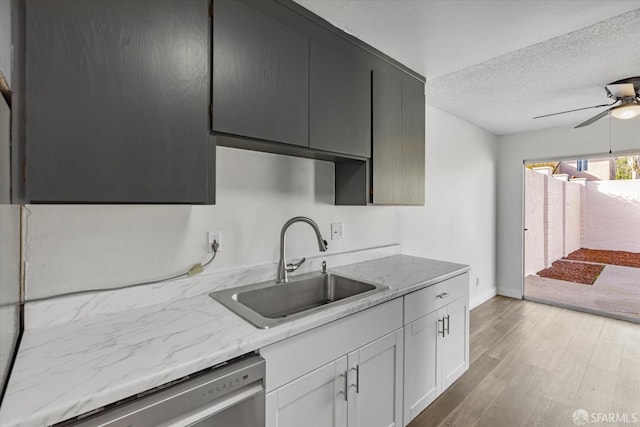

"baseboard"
[470,286,498,309]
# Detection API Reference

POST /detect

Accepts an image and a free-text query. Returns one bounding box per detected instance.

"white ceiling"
[295,0,640,135]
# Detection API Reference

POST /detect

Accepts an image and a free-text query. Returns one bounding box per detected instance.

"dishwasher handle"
[175,382,264,427]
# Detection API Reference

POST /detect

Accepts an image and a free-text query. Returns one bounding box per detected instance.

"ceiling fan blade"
[606,83,636,98]
[533,102,615,119]
[574,109,610,128]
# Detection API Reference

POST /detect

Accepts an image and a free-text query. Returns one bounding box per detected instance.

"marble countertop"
[0,252,468,427]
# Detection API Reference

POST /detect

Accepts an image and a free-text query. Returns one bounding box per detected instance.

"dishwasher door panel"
[65,355,265,427]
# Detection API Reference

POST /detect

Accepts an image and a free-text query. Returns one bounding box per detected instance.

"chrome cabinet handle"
[438,318,445,337]
[350,365,359,394]
[436,292,451,299]
[338,372,348,401]
[445,315,450,335]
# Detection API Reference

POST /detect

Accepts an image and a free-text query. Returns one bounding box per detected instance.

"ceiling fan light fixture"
[611,102,640,120]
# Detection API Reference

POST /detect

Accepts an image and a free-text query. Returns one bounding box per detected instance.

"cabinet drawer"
[404,273,468,324]
[261,298,402,392]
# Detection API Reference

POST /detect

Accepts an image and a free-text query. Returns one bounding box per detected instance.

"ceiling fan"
[533,76,640,128]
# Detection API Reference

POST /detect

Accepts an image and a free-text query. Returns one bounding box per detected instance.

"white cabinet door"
[347,330,403,427]
[266,356,348,427]
[440,296,468,389]
[403,294,469,426]
[403,311,440,424]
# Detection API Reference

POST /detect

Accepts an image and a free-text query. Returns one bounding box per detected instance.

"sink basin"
[210,272,388,329]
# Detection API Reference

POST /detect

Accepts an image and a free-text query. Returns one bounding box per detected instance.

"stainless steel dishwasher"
[63,354,265,427]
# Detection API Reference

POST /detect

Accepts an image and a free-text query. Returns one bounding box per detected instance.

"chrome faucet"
[277,216,328,283]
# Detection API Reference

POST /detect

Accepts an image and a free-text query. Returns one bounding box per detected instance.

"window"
[577,159,588,171]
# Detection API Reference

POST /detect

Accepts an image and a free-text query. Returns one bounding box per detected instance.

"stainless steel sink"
[210,272,388,329]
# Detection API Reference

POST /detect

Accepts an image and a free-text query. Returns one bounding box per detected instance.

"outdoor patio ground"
[525,263,640,322]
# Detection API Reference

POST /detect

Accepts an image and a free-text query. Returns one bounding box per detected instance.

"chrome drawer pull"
[436,292,451,299]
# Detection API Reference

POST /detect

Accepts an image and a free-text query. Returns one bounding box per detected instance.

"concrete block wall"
[525,167,640,275]
[524,168,546,276]
[584,180,640,252]
[564,178,582,255]
[546,175,565,264]
[574,178,588,252]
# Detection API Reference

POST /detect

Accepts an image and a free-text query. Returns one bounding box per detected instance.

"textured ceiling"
[295,0,640,135]
[428,9,640,134]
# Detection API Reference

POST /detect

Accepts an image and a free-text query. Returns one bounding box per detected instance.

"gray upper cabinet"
[210,0,424,206]
[24,0,213,203]
[212,0,309,147]
[401,77,426,205]
[372,70,403,205]
[309,38,371,158]
[19,0,423,205]
[372,66,425,206]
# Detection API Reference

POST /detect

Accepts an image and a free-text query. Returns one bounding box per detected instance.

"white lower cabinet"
[403,273,470,425]
[347,330,404,427]
[261,273,470,427]
[440,296,468,389]
[266,329,404,427]
[403,311,439,421]
[266,356,348,427]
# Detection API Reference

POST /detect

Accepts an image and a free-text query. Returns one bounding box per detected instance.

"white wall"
[24,149,401,299]
[24,105,499,308]
[399,105,498,309]
[497,117,640,298]
[585,179,640,252]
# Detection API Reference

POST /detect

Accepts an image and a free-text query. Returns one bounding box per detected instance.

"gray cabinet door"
[372,69,402,205]
[372,67,425,206]
[401,77,425,205]
[309,39,371,158]
[212,0,309,147]
[25,0,213,203]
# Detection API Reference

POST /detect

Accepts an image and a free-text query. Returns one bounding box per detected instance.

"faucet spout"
[277,216,328,283]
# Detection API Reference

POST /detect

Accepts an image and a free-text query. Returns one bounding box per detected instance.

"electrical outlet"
[475,277,480,287]
[331,223,344,240]
[208,231,222,253]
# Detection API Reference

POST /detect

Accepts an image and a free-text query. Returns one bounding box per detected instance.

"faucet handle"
[322,261,327,274]
[286,257,306,273]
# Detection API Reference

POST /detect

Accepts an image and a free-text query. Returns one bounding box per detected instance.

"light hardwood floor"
[408,296,640,427]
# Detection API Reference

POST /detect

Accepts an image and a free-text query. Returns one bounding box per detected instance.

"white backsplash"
[25,244,401,329]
